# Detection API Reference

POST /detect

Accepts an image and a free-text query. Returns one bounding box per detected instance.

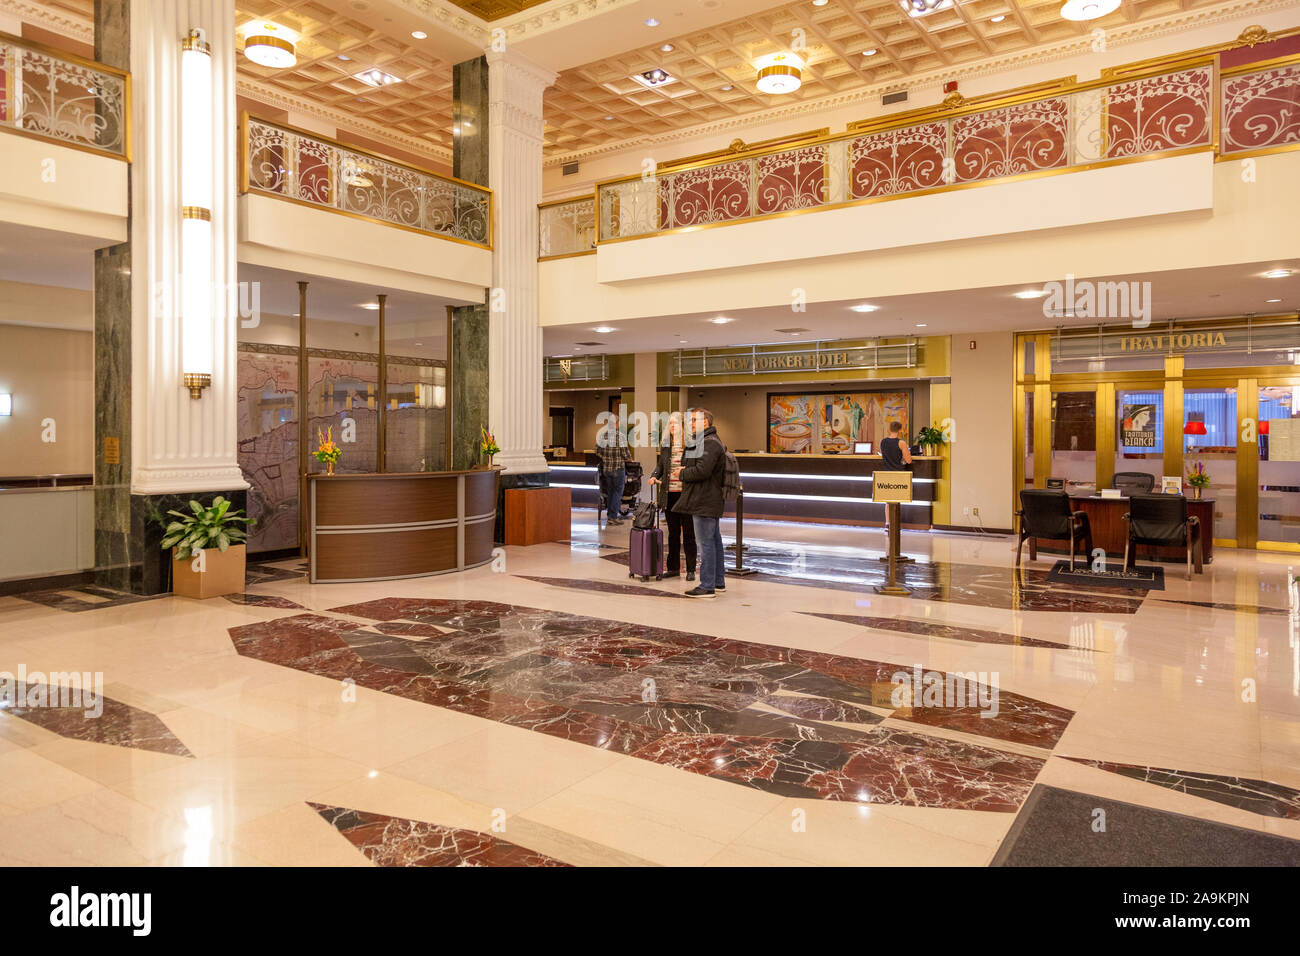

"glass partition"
[1184,387,1237,539]
[384,308,447,473]
[1259,384,1300,546]
[1051,390,1096,494]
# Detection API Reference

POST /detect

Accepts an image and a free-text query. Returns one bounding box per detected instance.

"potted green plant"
[1186,461,1210,500]
[916,424,948,457]
[161,496,254,599]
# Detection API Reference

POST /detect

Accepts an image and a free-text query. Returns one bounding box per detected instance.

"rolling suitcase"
[628,503,664,582]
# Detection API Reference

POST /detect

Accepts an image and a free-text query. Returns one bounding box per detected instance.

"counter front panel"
[308,469,498,583]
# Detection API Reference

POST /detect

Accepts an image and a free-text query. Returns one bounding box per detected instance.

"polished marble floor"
[0,514,1296,866]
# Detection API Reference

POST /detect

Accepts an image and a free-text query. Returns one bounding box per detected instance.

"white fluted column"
[486,49,555,476]
[129,0,245,494]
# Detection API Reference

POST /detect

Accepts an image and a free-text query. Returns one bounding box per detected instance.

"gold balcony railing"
[0,31,130,159]
[538,194,595,259]
[582,28,1300,247]
[241,114,492,249]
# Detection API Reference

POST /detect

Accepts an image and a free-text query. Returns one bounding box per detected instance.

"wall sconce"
[180,28,214,400]
[0,393,11,416]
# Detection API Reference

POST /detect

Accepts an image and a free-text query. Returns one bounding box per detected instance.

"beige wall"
[949,331,1014,531]
[546,389,620,455]
[0,325,93,476]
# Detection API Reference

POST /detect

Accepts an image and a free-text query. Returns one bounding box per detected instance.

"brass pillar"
[297,280,309,556]
[1237,377,1259,549]
[376,294,387,473]
[1095,381,1116,492]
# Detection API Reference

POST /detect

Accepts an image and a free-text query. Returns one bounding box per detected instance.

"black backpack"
[722,446,741,501]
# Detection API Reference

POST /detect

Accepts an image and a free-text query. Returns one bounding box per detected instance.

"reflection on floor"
[0,514,1295,866]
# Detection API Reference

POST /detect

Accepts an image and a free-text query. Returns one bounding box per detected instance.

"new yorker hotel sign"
[682,341,919,377]
[717,351,858,372]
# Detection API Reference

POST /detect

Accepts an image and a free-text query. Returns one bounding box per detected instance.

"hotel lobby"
[1,0,1299,894]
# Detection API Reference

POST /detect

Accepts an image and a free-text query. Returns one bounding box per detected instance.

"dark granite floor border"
[992,784,1300,866]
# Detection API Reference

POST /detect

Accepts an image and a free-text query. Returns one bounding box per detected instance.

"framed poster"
[768,389,911,454]
[1121,403,1158,448]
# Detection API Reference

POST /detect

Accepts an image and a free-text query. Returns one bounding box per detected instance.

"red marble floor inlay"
[802,612,1087,650]
[1,682,193,757]
[226,598,1073,810]
[310,803,570,866]
[1062,757,1300,820]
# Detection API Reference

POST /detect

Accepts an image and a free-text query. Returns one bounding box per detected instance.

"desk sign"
[872,471,913,503]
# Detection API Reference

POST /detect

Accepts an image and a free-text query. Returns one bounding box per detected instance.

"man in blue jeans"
[672,407,727,598]
[597,411,633,526]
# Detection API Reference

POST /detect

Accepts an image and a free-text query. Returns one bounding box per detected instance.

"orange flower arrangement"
[314,427,342,469]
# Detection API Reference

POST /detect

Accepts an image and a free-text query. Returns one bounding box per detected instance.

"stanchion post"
[876,500,911,596]
[729,487,758,576]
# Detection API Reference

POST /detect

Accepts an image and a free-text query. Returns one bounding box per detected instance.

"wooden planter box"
[171,544,245,599]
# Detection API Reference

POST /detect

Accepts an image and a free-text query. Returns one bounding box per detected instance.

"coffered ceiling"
[541,0,1237,158]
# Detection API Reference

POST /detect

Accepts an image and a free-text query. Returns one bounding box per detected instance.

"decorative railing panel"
[589,59,1236,246]
[1105,65,1212,157]
[0,33,128,157]
[539,195,595,257]
[952,98,1069,182]
[1221,62,1300,154]
[243,116,491,248]
[849,122,947,199]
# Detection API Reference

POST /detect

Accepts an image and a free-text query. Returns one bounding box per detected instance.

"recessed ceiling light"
[710,316,734,324]
[645,17,660,26]
[411,30,427,40]
[604,114,615,120]
[916,323,928,327]
[862,48,878,56]
[593,326,616,333]
[991,14,1006,22]
[1266,298,1283,303]
[1014,289,1050,299]
[631,69,675,89]
[1059,0,1120,21]
[721,84,733,91]
[900,0,953,19]
[337,54,351,61]
[360,303,380,310]
[661,43,674,52]
[1262,268,1293,278]
[355,68,402,87]
[813,0,829,5]
[849,303,879,312]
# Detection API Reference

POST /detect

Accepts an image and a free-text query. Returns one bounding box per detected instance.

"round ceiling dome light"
[243,24,297,68]
[755,52,804,94]
[1059,0,1120,21]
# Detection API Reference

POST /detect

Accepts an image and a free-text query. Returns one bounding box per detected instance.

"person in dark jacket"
[648,411,696,581]
[673,407,726,598]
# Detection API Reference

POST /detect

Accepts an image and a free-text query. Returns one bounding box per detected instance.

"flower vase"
[327,461,335,477]
[1192,486,1201,500]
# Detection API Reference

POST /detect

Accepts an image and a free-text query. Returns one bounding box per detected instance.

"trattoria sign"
[1117,331,1228,352]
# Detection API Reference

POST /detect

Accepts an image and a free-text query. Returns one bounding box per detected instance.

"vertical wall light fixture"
[181,28,214,399]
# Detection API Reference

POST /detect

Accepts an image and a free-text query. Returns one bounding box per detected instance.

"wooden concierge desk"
[730,453,942,528]
[307,469,498,583]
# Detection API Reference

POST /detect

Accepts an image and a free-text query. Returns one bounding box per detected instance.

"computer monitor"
[854,442,872,454]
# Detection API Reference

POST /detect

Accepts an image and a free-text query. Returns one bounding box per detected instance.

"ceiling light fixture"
[755,52,804,94]
[411,30,427,39]
[721,84,733,91]
[645,17,660,27]
[593,326,616,333]
[916,323,928,327]
[1059,0,1120,21]
[813,0,829,5]
[849,304,879,312]
[900,0,953,19]
[355,68,402,87]
[862,48,878,56]
[1266,298,1283,303]
[242,23,297,68]
[360,303,380,310]
[991,14,1006,22]
[661,43,675,52]
[1014,289,1050,299]
[631,69,675,89]
[1262,268,1293,278]
[710,316,734,324]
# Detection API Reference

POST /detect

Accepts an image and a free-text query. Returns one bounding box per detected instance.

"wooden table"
[307,469,498,583]
[505,486,571,545]
[1038,495,1216,564]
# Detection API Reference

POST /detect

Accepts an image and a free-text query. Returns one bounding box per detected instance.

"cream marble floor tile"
[0,748,103,810]
[518,757,783,866]
[385,721,622,815]
[232,803,374,867]
[0,787,192,865]
[107,733,373,828]
[719,796,996,867]
[27,735,193,788]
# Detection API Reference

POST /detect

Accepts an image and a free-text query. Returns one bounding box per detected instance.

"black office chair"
[1017,489,1093,570]
[1123,493,1202,579]
[1112,471,1155,495]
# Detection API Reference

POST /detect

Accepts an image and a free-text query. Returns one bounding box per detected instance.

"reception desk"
[731,453,942,528]
[307,469,498,583]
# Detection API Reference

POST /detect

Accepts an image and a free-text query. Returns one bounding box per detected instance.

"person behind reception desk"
[880,421,913,470]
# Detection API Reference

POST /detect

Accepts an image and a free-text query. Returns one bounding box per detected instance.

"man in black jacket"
[673,407,726,598]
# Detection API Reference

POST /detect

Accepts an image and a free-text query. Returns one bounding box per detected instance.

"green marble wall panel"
[451,304,489,471]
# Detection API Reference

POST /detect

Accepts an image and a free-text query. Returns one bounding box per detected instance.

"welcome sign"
[872,471,913,503]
